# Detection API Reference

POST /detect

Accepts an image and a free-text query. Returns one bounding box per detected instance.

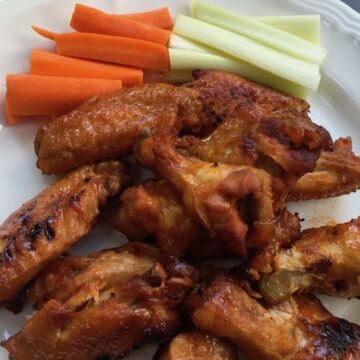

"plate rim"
[288,0,360,34]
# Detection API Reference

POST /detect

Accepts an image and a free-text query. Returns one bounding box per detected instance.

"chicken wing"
[188,273,360,360]
[185,70,332,180]
[114,179,299,260]
[146,123,278,257]
[288,137,360,201]
[3,243,199,360]
[258,217,360,304]
[113,179,232,259]
[35,83,207,175]
[0,160,129,304]
[154,331,238,360]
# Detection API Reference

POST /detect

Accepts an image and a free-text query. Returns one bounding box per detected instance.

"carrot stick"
[56,32,169,71]
[31,26,56,40]
[30,50,143,86]
[6,75,123,124]
[70,4,171,45]
[33,27,169,71]
[119,7,173,29]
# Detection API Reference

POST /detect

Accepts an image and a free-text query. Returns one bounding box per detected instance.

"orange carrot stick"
[56,32,169,71]
[30,50,143,86]
[32,27,169,71]
[31,26,56,40]
[70,4,171,45]
[6,74,123,124]
[119,7,173,29]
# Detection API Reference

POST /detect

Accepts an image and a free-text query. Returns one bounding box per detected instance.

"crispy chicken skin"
[154,331,238,360]
[288,137,360,201]
[188,273,360,360]
[147,124,277,257]
[0,160,129,303]
[4,243,199,360]
[114,180,299,259]
[35,83,205,175]
[113,179,232,259]
[258,217,360,304]
[28,242,159,308]
[185,70,332,179]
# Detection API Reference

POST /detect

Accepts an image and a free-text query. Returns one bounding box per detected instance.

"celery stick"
[253,15,320,44]
[169,48,309,99]
[173,15,321,91]
[190,0,326,64]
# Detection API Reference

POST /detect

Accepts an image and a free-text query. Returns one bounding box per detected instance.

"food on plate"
[5,74,123,124]
[170,1,327,94]
[3,243,198,360]
[144,118,277,257]
[70,4,171,45]
[169,48,309,98]
[184,70,332,182]
[251,15,320,43]
[114,180,300,259]
[169,10,322,97]
[116,7,173,29]
[173,17,321,91]
[113,179,232,258]
[0,160,129,304]
[4,3,172,124]
[258,217,360,303]
[32,26,169,71]
[34,69,332,177]
[155,331,238,360]
[30,50,143,86]
[288,137,360,201]
[35,83,205,174]
[189,0,326,64]
[187,273,360,360]
[2,1,360,358]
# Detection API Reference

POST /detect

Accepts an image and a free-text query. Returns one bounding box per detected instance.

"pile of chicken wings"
[1,70,360,359]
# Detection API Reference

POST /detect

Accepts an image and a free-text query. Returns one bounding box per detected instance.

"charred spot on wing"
[28,223,43,242]
[69,192,83,206]
[333,280,347,292]
[319,319,359,355]
[27,218,56,246]
[202,106,222,126]
[307,258,333,273]
[43,217,55,240]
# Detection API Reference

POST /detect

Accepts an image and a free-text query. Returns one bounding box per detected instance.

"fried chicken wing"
[155,331,238,360]
[188,273,360,360]
[288,137,360,201]
[258,217,360,304]
[185,70,332,179]
[113,179,232,259]
[0,160,129,304]
[28,242,158,308]
[148,125,277,257]
[3,243,199,360]
[35,84,206,174]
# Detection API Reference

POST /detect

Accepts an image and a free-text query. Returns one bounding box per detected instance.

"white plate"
[0,0,360,359]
